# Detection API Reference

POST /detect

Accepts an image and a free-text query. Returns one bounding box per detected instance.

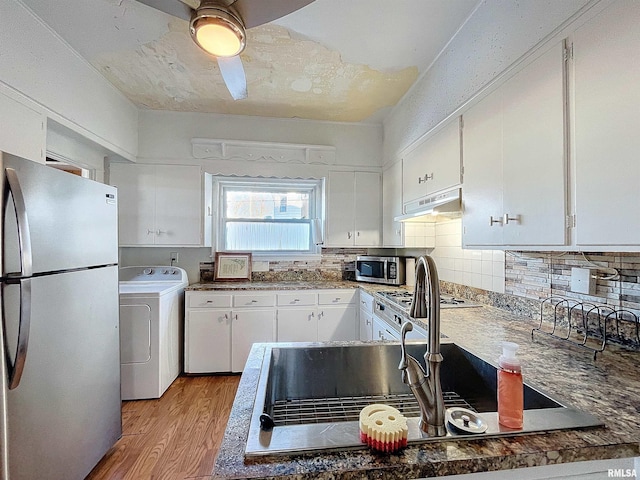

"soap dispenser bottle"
[497,341,523,429]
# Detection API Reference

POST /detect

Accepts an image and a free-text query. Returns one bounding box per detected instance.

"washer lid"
[119,281,186,296]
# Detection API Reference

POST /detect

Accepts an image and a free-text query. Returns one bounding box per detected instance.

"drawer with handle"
[318,290,357,305]
[233,293,276,308]
[187,292,232,308]
[277,292,317,307]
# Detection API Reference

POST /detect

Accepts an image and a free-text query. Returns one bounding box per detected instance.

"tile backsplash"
[430,218,506,294]
[200,248,366,282]
[505,251,640,314]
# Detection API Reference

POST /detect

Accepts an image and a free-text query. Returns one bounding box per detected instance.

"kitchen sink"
[246,340,603,456]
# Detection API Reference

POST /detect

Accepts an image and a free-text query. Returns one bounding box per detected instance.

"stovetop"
[376,290,482,313]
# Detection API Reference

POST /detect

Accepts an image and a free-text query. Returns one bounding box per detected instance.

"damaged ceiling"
[21,0,479,123]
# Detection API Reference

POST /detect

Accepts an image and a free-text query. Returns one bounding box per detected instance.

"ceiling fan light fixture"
[190,7,246,58]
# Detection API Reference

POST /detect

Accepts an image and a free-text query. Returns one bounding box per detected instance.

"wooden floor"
[86,375,240,480]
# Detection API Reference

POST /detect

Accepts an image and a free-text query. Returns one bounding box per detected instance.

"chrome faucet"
[398,255,446,437]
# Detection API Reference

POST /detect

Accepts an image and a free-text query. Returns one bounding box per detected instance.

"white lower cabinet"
[185,291,275,373]
[185,309,232,373]
[186,289,358,373]
[372,316,399,341]
[317,290,358,342]
[359,290,374,341]
[318,305,357,342]
[276,307,317,342]
[231,308,276,372]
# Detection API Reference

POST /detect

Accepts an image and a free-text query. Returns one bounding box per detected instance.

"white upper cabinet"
[0,89,45,163]
[382,161,403,247]
[572,0,640,247]
[326,171,381,247]
[462,42,566,248]
[110,163,207,246]
[402,117,461,208]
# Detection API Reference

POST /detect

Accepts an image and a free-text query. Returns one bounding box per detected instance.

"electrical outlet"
[570,267,596,295]
[170,252,179,264]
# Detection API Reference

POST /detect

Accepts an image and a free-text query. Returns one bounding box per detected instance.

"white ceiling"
[22,0,479,123]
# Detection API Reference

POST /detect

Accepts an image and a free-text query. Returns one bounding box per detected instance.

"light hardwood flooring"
[86,375,240,480]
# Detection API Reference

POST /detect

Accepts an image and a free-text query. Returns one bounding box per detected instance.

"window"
[214,177,323,254]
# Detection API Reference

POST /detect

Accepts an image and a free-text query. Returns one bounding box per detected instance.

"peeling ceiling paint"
[92,21,418,122]
[22,0,479,123]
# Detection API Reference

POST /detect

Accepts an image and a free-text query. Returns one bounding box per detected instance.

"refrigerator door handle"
[3,168,33,390]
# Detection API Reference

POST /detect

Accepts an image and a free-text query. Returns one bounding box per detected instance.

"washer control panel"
[119,266,188,283]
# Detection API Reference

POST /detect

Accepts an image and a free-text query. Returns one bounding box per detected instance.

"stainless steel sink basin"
[246,340,603,456]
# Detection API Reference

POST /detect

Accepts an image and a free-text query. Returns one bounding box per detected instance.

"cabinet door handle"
[310,312,315,318]
[418,173,434,184]
[147,229,155,235]
[366,319,371,325]
[503,213,520,224]
[489,216,503,226]
[347,232,352,239]
[156,229,166,235]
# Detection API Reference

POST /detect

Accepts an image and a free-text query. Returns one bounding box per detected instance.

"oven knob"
[143,268,153,275]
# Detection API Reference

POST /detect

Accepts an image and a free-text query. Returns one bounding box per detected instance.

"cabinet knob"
[489,216,503,226]
[347,232,352,239]
[503,213,520,224]
[147,229,154,235]
[366,319,371,325]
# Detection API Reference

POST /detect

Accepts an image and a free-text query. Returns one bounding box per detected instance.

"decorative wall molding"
[191,138,336,165]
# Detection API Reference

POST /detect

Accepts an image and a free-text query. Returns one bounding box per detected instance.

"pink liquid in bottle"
[497,342,523,429]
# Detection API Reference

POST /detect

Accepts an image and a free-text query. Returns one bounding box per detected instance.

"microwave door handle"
[3,168,33,389]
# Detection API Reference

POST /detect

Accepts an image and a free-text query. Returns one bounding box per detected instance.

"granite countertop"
[186,280,365,291]
[212,303,640,479]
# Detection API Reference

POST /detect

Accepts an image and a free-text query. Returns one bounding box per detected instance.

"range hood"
[394,187,461,223]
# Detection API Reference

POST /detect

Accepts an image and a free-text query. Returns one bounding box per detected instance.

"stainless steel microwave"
[355,255,405,286]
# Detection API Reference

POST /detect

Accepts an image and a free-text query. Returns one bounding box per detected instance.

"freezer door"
[1,152,118,276]
[4,266,121,480]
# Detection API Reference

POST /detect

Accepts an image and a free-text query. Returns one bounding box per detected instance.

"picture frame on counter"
[214,252,252,281]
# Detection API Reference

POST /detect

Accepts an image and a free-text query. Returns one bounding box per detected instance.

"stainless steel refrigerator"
[0,152,121,479]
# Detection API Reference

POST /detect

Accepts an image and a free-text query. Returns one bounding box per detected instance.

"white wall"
[137,110,382,169]
[383,0,594,163]
[0,0,138,160]
[117,110,383,279]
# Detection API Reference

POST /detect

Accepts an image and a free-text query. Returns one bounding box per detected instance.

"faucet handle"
[398,321,414,371]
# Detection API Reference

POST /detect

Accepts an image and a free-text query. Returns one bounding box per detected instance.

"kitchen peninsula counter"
[212,304,640,479]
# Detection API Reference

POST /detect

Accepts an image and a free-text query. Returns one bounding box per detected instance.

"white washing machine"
[118,266,188,400]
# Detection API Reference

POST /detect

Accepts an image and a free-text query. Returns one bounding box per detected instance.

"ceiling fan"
[136,0,315,100]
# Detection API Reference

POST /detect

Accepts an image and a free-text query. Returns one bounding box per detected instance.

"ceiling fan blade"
[134,0,194,21]
[217,56,248,100]
[231,0,315,29]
